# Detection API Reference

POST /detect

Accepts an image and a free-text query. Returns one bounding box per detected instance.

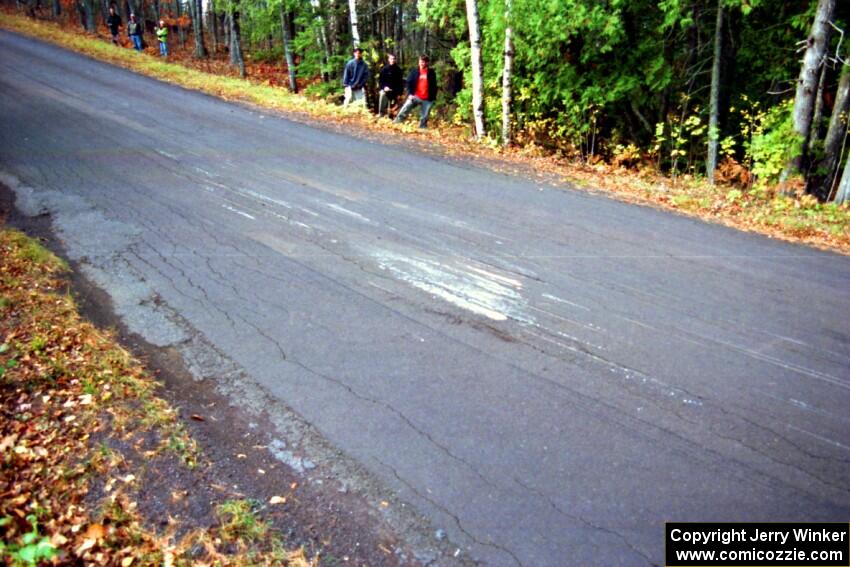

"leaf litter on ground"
[0,228,316,566]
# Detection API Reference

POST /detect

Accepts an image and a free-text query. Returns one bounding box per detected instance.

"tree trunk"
[310,0,331,81]
[190,0,207,57]
[209,0,218,54]
[821,63,850,198]
[500,0,513,147]
[223,13,230,55]
[782,0,835,188]
[348,0,359,47]
[280,5,298,92]
[834,148,850,204]
[464,0,486,139]
[706,0,723,184]
[176,0,186,49]
[229,1,245,77]
[82,0,96,31]
[808,63,828,149]
[52,0,60,17]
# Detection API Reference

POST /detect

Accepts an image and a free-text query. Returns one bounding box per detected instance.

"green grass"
[216,500,268,543]
[3,231,68,272]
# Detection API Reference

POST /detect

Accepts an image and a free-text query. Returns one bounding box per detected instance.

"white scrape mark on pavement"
[238,187,293,209]
[786,424,850,453]
[542,293,591,312]
[222,204,256,220]
[467,265,523,288]
[194,166,217,178]
[371,249,531,323]
[155,149,178,160]
[325,203,372,223]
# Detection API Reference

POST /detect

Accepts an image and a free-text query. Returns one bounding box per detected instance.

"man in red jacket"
[394,55,438,129]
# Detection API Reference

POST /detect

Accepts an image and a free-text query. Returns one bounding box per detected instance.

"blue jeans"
[131,35,142,51]
[159,41,168,56]
[394,96,435,128]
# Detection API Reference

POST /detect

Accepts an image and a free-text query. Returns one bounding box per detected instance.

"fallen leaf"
[121,557,134,567]
[76,538,97,555]
[0,434,17,452]
[269,495,286,505]
[190,414,205,421]
[257,468,266,475]
[85,523,106,540]
[380,501,389,508]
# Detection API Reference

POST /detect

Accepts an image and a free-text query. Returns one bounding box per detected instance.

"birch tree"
[280,2,298,92]
[821,61,849,198]
[348,0,360,47]
[706,0,724,183]
[465,0,486,139]
[310,0,331,81]
[189,0,208,58]
[230,0,246,77]
[501,0,514,146]
[782,0,835,187]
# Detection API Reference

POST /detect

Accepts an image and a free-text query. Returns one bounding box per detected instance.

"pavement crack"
[510,476,655,566]
[285,357,497,490]
[375,457,521,567]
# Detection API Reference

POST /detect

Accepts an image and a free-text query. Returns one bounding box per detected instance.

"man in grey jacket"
[342,47,369,108]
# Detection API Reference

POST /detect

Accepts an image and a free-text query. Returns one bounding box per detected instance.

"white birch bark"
[501,0,513,147]
[706,0,723,184]
[348,0,360,47]
[465,0,486,139]
[782,0,835,187]
[280,4,298,92]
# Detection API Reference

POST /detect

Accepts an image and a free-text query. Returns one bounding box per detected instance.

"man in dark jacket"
[377,53,404,118]
[107,5,121,45]
[394,55,438,129]
[342,47,369,108]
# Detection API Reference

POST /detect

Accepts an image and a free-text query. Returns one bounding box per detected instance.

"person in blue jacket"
[342,47,369,108]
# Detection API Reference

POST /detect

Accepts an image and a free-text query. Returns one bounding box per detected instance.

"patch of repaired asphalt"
[0,178,474,567]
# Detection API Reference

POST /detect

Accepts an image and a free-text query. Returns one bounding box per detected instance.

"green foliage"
[748,100,798,185]
[1,516,58,566]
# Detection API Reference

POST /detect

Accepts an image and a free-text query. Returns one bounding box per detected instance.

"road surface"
[2,30,849,566]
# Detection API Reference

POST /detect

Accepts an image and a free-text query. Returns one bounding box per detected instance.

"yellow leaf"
[121,557,134,567]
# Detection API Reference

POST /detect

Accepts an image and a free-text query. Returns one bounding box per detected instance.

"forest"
[13,0,850,204]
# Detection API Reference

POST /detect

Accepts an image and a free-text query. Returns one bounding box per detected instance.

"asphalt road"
[2,30,849,566]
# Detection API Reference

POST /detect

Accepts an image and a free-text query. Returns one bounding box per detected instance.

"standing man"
[127,13,142,51]
[156,19,168,56]
[342,47,369,108]
[106,5,122,45]
[377,53,404,118]
[394,55,438,129]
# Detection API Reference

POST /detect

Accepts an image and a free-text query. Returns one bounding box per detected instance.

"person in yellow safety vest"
[156,20,168,57]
